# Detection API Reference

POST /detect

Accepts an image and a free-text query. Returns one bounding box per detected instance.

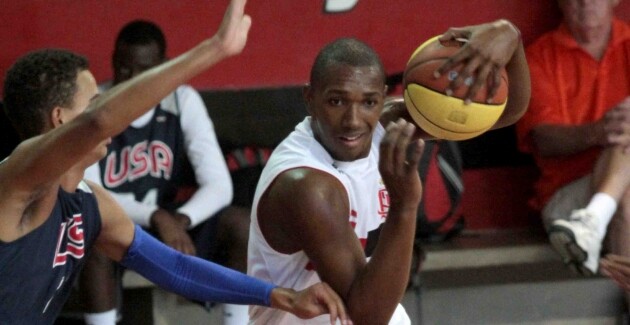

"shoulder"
[175,84,204,102]
[83,180,116,209]
[269,167,347,210]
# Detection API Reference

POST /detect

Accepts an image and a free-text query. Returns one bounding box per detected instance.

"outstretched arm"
[90,181,350,324]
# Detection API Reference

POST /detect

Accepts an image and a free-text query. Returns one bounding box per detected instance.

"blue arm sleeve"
[120,225,276,306]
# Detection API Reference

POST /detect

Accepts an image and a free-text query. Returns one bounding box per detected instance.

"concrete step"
[101,228,627,325]
[406,229,627,325]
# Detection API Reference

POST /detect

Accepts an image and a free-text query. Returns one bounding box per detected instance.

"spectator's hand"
[270,283,352,325]
[600,254,630,291]
[214,0,252,58]
[602,97,630,151]
[435,19,520,104]
[379,119,424,210]
[150,209,196,255]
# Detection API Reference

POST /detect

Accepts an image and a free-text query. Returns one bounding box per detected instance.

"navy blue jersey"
[98,102,191,210]
[0,182,101,324]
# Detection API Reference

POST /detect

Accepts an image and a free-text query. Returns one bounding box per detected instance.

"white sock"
[84,309,117,325]
[223,303,249,325]
[586,192,618,237]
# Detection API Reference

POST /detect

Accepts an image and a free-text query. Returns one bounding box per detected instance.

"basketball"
[403,35,509,141]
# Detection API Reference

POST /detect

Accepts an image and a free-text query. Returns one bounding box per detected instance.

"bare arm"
[531,123,604,157]
[531,97,630,157]
[90,181,351,324]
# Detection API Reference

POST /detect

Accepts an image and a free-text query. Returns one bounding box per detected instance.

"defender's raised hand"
[215,0,252,57]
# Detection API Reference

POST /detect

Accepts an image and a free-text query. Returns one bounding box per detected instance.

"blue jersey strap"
[120,225,275,306]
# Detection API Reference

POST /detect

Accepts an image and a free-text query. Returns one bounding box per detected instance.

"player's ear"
[50,106,64,128]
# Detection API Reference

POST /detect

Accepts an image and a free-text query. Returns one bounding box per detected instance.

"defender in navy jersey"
[0,181,100,324]
[0,1,349,324]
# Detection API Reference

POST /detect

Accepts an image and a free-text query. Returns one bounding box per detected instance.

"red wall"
[4,1,630,230]
[5,0,625,94]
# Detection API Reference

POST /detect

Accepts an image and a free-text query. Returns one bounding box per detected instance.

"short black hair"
[3,49,88,140]
[309,38,385,89]
[115,20,167,58]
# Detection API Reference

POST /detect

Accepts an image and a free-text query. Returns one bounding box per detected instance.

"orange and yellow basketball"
[403,35,509,141]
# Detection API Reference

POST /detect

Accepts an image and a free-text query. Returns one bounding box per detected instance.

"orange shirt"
[516,19,630,211]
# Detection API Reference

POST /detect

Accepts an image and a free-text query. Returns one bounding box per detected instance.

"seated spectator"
[81,19,250,325]
[515,0,630,303]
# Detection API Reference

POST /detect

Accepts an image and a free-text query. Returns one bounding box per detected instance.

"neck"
[570,22,612,60]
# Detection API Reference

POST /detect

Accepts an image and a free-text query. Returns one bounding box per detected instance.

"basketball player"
[80,19,251,325]
[0,0,349,324]
[247,20,531,324]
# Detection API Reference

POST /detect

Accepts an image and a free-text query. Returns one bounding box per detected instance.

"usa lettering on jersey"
[52,214,85,267]
[103,140,173,188]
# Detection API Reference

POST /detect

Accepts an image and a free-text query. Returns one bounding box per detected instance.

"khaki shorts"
[541,175,592,231]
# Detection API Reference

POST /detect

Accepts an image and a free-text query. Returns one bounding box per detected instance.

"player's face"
[306,63,386,162]
[113,41,163,85]
[559,0,618,30]
[68,70,110,163]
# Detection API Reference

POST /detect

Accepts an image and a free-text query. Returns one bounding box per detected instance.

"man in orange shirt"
[516,0,630,282]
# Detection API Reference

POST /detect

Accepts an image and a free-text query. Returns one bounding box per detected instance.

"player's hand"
[379,119,424,210]
[150,209,196,255]
[435,19,520,104]
[214,0,252,58]
[270,283,352,325]
[602,97,630,151]
[600,254,630,291]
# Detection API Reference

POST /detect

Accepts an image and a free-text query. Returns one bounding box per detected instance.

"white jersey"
[247,117,410,325]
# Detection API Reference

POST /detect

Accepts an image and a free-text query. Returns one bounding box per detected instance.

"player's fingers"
[405,139,425,173]
[380,120,405,173]
[447,53,482,93]
[464,61,493,104]
[486,67,502,104]
[319,283,350,325]
[438,27,470,46]
[394,122,415,175]
[435,47,470,78]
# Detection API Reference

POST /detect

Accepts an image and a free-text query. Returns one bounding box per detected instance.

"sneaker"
[548,209,602,276]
